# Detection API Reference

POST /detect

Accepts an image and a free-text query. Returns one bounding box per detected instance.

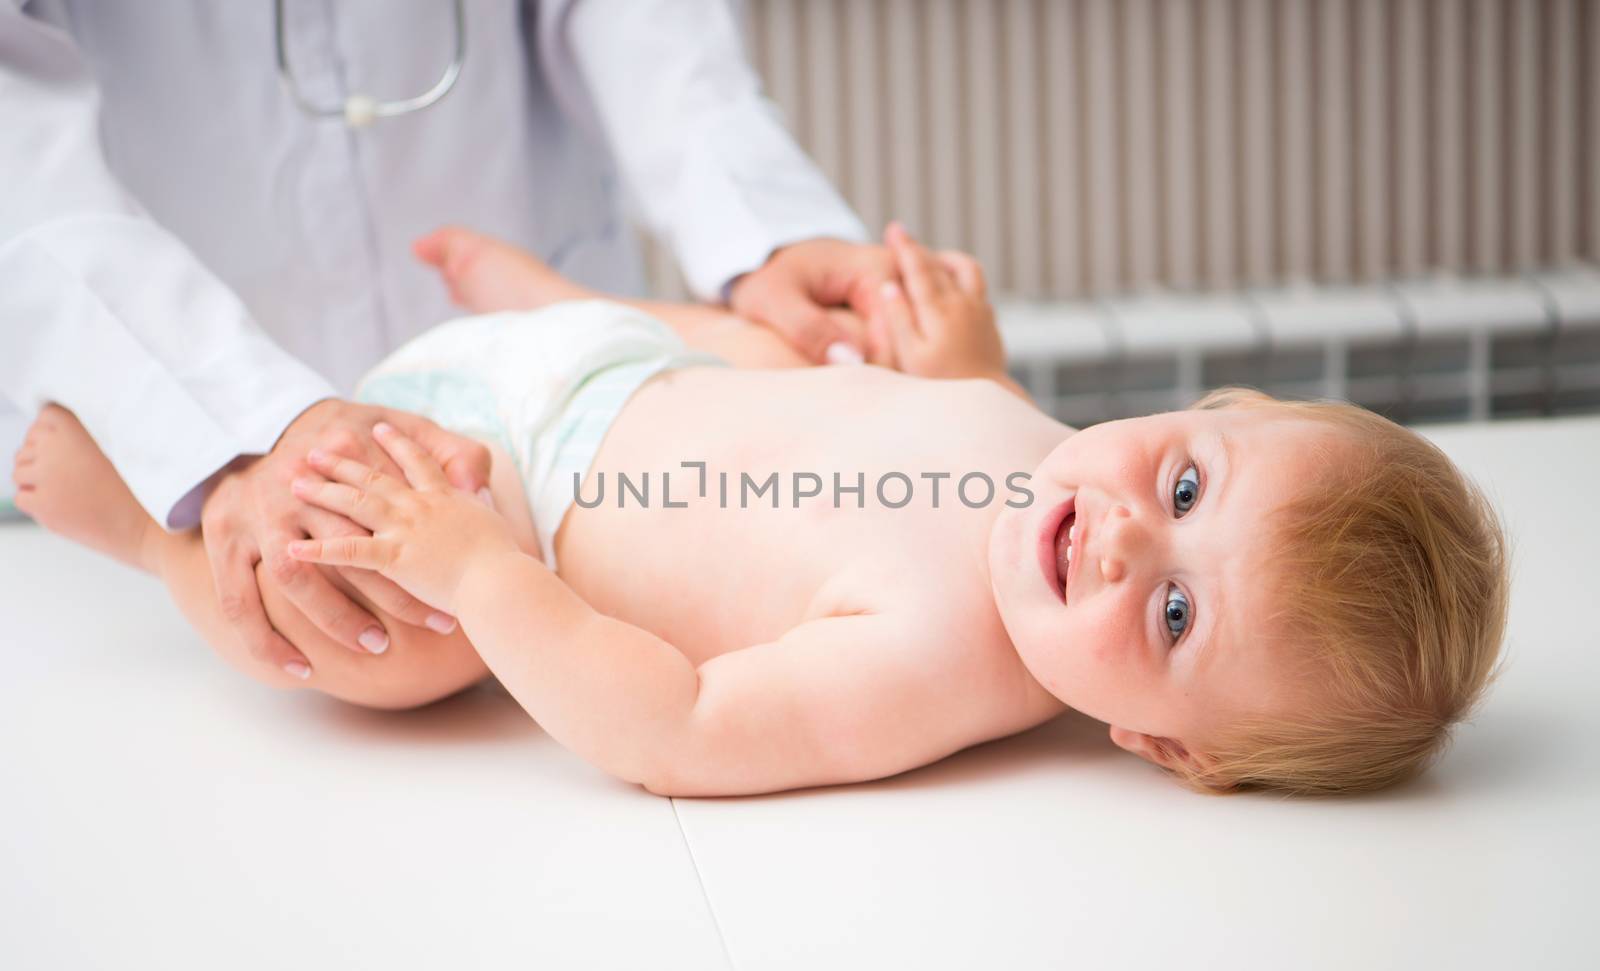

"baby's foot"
[413,226,596,314]
[11,405,162,572]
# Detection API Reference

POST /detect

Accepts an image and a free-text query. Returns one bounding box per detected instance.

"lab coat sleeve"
[555,0,869,301]
[0,5,336,529]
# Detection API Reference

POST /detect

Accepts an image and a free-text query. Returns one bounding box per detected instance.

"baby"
[14,225,1509,797]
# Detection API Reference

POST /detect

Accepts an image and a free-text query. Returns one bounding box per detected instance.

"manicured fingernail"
[359,627,390,654]
[374,422,394,437]
[476,487,495,508]
[425,612,458,634]
[825,342,865,366]
[880,281,901,301]
[284,661,312,680]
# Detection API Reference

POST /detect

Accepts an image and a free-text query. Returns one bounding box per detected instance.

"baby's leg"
[632,300,812,369]
[415,226,810,369]
[15,405,492,709]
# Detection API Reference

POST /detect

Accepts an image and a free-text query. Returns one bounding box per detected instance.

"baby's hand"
[286,422,520,614]
[876,223,1006,381]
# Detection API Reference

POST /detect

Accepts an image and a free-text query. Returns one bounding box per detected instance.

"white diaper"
[356,300,724,567]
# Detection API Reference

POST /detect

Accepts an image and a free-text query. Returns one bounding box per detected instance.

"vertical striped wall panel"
[646,0,1598,301]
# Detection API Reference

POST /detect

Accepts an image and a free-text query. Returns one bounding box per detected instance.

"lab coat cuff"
[161,381,335,531]
[669,99,869,301]
[688,211,871,304]
[0,217,339,530]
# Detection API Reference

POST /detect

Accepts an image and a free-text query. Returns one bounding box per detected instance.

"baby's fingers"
[885,222,950,309]
[306,449,393,493]
[373,422,452,491]
[291,476,389,531]
[878,281,918,366]
[288,536,395,572]
[937,250,987,299]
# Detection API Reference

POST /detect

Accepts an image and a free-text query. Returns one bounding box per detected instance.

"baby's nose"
[1098,504,1137,583]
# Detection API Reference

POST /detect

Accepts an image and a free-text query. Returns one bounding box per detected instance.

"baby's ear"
[1109,726,1210,775]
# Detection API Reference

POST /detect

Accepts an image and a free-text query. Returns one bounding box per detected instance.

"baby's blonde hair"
[1182,387,1510,795]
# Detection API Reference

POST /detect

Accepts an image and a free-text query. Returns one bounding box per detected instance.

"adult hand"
[199,399,491,680]
[288,422,521,614]
[727,238,897,365]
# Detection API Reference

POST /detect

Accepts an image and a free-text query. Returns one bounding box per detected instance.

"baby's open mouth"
[1037,496,1076,604]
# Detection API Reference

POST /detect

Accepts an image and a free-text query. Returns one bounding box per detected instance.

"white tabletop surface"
[3,416,1597,970]
[0,530,728,969]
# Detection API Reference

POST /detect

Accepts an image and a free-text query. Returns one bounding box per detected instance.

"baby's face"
[988,405,1336,762]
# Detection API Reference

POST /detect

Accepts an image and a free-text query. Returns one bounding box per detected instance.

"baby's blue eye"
[1164,584,1190,640]
[1172,464,1200,516]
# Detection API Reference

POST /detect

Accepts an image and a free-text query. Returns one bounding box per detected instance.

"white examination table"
[3,417,1596,970]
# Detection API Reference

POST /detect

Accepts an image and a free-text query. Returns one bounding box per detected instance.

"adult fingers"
[823,309,869,365]
[288,536,395,573]
[752,289,845,363]
[386,412,492,493]
[838,255,898,349]
[297,505,452,632]
[342,569,455,633]
[373,421,452,491]
[937,250,987,298]
[206,538,314,681]
[264,529,391,655]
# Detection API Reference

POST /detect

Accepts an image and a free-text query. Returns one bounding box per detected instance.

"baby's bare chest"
[550,366,1055,667]
[556,478,1002,664]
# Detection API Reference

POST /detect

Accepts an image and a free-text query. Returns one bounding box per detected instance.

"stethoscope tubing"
[273,0,465,126]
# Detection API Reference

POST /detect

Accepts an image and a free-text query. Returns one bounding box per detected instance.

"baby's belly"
[554,478,870,665]
[547,365,1053,664]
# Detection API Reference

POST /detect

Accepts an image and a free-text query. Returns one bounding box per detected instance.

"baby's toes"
[444,238,487,281]
[12,465,37,514]
[10,455,68,531]
[41,402,80,432]
[22,408,61,449]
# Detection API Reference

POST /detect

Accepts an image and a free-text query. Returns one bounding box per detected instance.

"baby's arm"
[289,426,976,795]
[455,562,974,795]
[641,613,983,796]
[414,225,1026,386]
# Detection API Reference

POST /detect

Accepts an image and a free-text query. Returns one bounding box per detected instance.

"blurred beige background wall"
[646,0,1599,302]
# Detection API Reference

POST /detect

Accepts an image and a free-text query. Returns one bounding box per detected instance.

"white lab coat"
[0,0,865,526]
